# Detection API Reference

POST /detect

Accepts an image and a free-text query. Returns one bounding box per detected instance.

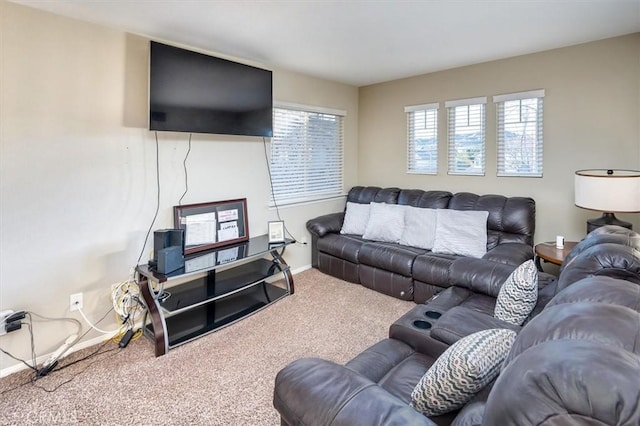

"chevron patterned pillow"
[494,259,539,325]
[411,328,517,417]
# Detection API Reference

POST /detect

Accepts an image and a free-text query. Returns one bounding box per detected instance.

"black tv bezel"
[148,41,273,137]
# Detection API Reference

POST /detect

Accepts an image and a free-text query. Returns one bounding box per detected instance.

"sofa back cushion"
[346,188,535,251]
[347,186,401,204]
[559,225,640,274]
[556,243,640,293]
[484,340,640,426]
[448,193,535,249]
[347,186,536,251]
[397,189,452,208]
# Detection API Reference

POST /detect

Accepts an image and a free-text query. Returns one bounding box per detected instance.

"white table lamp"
[574,169,640,233]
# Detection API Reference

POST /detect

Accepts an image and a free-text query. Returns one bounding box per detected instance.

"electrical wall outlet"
[70,293,83,312]
[0,310,14,323]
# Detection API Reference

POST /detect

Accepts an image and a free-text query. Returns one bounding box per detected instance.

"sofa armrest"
[306,212,345,238]
[274,358,436,426]
[430,306,521,346]
[482,242,533,266]
[448,258,517,298]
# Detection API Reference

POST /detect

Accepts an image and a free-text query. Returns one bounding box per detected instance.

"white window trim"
[404,102,439,113]
[269,104,345,207]
[406,103,439,175]
[444,96,487,108]
[446,97,486,176]
[494,90,544,178]
[274,101,347,117]
[493,89,545,103]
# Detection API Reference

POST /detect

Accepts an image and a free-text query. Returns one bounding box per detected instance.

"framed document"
[174,199,249,254]
[268,221,285,243]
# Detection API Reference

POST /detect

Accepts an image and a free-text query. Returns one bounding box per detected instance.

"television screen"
[149,41,273,137]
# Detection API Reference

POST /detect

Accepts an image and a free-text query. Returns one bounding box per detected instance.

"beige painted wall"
[359,34,640,243]
[0,2,358,372]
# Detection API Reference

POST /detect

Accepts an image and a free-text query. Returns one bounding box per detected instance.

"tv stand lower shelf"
[136,235,294,356]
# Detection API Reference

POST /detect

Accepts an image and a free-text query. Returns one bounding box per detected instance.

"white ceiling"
[13,0,640,86]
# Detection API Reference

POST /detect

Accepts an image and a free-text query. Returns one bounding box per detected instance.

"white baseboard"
[1,266,313,378]
[290,264,312,275]
[0,332,119,378]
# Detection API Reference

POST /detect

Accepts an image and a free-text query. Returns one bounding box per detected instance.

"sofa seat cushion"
[346,338,459,426]
[359,242,426,276]
[345,338,434,402]
[317,233,367,264]
[430,306,521,346]
[346,338,419,382]
[274,356,438,426]
[428,286,497,316]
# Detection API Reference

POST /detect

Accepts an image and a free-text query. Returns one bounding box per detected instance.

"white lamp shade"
[575,169,640,213]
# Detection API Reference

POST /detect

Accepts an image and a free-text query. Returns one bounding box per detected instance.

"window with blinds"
[406,103,438,174]
[494,90,544,177]
[270,104,344,206]
[445,97,486,175]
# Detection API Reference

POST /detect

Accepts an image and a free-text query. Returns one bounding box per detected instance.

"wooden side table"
[534,241,578,271]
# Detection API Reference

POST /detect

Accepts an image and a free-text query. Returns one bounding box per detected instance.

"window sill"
[269,194,347,210]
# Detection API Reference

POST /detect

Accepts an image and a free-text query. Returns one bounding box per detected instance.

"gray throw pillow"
[432,209,489,258]
[340,202,371,235]
[494,260,538,325]
[398,207,437,250]
[411,328,517,416]
[362,203,406,243]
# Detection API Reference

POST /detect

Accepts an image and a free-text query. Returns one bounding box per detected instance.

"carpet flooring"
[0,268,414,425]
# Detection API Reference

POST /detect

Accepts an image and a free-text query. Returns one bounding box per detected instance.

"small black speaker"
[153,229,184,263]
[156,246,184,274]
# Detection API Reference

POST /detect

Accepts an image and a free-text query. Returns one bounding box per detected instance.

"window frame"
[494,90,545,178]
[445,97,487,176]
[269,102,346,207]
[405,103,439,175]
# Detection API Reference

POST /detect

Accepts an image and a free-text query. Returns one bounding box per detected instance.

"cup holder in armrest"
[413,320,432,330]
[425,311,442,320]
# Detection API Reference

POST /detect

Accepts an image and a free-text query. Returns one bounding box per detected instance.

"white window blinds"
[494,90,544,177]
[446,97,486,175]
[270,104,345,206]
[406,103,438,174]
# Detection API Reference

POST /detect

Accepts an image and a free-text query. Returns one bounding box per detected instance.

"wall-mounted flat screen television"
[149,41,273,137]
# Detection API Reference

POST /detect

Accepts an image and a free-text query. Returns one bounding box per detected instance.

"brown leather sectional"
[307,186,537,303]
[274,226,640,425]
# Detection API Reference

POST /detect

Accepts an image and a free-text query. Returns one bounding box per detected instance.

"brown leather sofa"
[306,186,536,303]
[274,226,640,425]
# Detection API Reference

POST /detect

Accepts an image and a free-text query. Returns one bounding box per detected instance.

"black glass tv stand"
[136,235,294,356]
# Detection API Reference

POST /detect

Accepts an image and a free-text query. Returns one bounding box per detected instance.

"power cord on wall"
[262,137,303,244]
[178,133,192,206]
[135,131,162,267]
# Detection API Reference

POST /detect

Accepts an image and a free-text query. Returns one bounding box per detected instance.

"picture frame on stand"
[174,199,249,255]
[268,220,285,244]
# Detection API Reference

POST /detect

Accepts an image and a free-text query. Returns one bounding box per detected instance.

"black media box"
[152,229,184,274]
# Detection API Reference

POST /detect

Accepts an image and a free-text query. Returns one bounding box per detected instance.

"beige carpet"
[0,269,414,425]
